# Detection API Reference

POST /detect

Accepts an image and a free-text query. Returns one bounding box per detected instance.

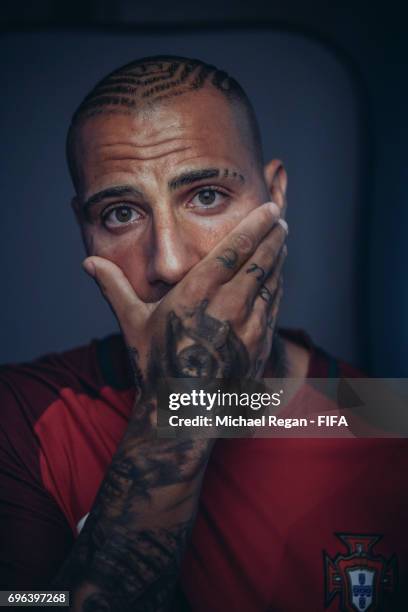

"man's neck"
[264,329,311,379]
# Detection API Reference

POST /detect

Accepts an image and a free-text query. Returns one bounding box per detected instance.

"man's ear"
[264,159,288,217]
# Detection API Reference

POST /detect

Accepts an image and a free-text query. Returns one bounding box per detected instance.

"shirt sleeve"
[0,379,74,589]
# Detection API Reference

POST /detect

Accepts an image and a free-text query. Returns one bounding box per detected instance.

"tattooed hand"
[83,201,287,388]
[54,201,287,611]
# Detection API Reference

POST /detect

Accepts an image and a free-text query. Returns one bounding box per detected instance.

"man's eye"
[102,205,141,228]
[189,188,228,209]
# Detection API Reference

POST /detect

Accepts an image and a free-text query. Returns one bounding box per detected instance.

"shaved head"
[66,55,263,189]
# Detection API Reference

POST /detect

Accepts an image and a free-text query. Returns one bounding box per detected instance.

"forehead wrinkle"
[90,135,200,163]
[98,136,199,149]
[96,145,194,163]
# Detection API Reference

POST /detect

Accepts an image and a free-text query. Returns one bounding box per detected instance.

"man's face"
[73,89,270,303]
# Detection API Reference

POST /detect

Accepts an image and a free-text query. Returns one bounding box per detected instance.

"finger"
[189,202,281,290]
[256,244,287,310]
[82,256,149,329]
[228,218,288,300]
[266,278,284,333]
[249,279,284,379]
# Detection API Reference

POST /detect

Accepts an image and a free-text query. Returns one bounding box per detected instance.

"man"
[0,56,405,611]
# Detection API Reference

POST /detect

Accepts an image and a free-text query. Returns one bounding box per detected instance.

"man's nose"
[146,216,200,286]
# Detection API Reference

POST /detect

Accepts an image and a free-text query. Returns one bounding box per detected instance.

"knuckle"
[232,232,255,254]
[214,247,239,270]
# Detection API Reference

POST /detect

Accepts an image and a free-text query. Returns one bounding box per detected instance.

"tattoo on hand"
[259,285,275,306]
[216,248,238,269]
[246,262,266,282]
[160,299,250,378]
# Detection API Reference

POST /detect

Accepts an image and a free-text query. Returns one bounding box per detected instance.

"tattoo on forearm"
[54,296,277,609]
[53,421,209,611]
[61,520,194,612]
[127,345,145,400]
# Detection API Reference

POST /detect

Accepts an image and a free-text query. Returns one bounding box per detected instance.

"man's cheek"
[84,228,137,260]
[110,249,151,300]
[82,227,114,257]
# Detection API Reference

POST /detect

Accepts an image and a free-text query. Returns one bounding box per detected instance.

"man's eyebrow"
[168,168,245,191]
[82,185,144,211]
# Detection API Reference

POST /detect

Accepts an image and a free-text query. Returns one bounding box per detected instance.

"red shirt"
[0,330,406,610]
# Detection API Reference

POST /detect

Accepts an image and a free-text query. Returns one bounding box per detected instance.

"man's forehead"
[76,89,244,152]
[70,87,260,200]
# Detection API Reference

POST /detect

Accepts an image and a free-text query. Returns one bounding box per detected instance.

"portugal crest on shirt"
[323,533,397,611]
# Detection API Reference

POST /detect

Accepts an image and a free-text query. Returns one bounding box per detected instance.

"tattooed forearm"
[126,345,145,400]
[53,299,262,610]
[54,300,254,610]
[62,512,194,611]
[53,406,211,611]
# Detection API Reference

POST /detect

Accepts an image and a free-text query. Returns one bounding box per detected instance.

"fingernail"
[265,201,280,216]
[278,218,289,234]
[82,258,96,278]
